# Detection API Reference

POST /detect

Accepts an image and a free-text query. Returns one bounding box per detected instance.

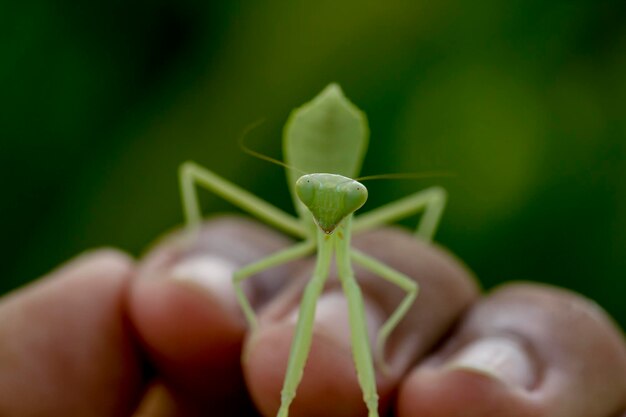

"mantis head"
[295,173,368,234]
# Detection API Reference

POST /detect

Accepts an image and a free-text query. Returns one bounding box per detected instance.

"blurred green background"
[1,1,625,327]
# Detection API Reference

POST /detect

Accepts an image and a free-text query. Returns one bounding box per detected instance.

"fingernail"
[445,336,537,389]
[285,291,383,351]
[170,255,239,312]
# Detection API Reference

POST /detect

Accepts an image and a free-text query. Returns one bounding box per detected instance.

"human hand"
[1,216,624,417]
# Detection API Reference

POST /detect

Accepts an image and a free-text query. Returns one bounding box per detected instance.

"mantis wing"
[283,83,369,226]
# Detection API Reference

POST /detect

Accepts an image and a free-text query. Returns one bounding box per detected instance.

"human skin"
[0,216,624,417]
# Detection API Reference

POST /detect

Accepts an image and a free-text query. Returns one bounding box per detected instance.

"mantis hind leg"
[179,161,306,238]
[352,186,447,242]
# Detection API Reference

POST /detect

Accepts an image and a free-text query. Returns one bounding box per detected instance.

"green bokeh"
[1,1,624,327]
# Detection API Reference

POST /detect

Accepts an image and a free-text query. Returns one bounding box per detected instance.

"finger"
[0,249,143,416]
[398,283,626,417]
[129,216,304,416]
[133,383,180,417]
[244,227,480,417]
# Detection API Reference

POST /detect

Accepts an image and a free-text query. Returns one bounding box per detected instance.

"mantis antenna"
[238,119,308,176]
[355,171,455,182]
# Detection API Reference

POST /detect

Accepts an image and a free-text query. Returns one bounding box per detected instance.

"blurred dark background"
[1,1,625,327]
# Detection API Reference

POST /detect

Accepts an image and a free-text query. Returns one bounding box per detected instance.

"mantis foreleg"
[276,231,333,417]
[336,220,379,417]
[350,248,418,374]
[352,186,446,241]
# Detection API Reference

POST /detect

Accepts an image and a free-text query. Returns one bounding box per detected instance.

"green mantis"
[178,84,446,417]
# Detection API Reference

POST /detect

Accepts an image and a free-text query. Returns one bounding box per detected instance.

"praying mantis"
[178,84,447,417]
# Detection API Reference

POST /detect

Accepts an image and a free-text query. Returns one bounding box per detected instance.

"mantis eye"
[296,175,320,207]
[342,182,368,214]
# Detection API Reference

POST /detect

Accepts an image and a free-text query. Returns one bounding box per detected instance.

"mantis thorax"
[295,173,367,234]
